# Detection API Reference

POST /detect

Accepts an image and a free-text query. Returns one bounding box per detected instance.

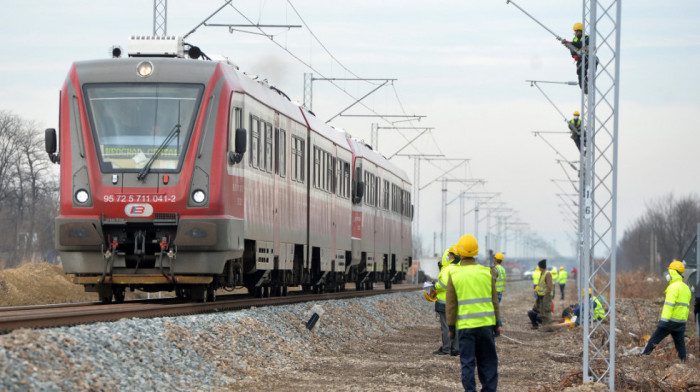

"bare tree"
[620,193,700,273]
[0,111,58,267]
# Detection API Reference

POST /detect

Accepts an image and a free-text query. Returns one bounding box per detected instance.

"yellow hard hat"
[573,22,583,31]
[456,234,478,257]
[494,252,504,261]
[668,260,685,274]
[582,288,592,296]
[424,289,437,302]
[573,110,580,116]
[449,245,459,255]
[559,266,564,270]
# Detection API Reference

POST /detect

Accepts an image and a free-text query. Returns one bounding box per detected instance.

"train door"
[273,112,281,256]
[330,147,337,274]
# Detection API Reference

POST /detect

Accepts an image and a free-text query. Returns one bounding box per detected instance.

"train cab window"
[83,83,203,173]
[264,122,273,172]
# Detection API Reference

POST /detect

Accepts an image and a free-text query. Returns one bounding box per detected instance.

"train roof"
[71,57,351,153]
[346,138,411,184]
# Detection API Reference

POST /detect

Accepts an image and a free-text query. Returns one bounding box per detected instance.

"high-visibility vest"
[495,264,506,293]
[536,270,550,296]
[558,270,568,284]
[435,261,456,303]
[550,268,558,295]
[450,264,496,329]
[660,270,692,323]
[532,268,541,285]
[593,297,605,320]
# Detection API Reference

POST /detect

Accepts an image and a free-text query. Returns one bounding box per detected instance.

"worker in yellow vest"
[550,267,558,297]
[433,246,460,356]
[492,252,506,333]
[446,234,499,391]
[558,266,568,300]
[531,266,541,300]
[642,260,692,360]
[535,259,553,329]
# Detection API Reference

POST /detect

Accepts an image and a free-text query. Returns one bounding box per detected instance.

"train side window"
[264,122,273,173]
[382,180,389,210]
[230,107,242,152]
[249,115,260,169]
[313,146,320,189]
[278,129,286,177]
[292,135,305,183]
[343,161,351,198]
[325,153,332,193]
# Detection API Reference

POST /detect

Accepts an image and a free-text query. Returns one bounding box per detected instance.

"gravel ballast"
[0,292,432,391]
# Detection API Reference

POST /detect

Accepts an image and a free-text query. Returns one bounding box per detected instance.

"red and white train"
[45,37,413,303]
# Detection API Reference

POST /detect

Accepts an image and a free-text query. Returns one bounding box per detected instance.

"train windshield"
[84,83,204,173]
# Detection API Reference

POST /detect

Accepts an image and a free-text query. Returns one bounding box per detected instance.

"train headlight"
[192,189,206,204]
[136,61,153,78]
[75,189,90,204]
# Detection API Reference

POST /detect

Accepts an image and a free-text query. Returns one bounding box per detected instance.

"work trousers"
[438,311,458,354]
[642,320,687,360]
[528,309,542,327]
[559,284,566,300]
[496,292,502,327]
[458,326,498,392]
[536,294,552,325]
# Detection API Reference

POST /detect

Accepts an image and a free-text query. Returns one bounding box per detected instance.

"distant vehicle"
[523,270,534,278]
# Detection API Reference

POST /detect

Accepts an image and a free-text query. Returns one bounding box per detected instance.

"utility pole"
[440,178,484,252]
[394,154,445,264]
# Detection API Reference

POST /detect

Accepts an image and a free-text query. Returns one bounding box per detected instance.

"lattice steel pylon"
[153,0,168,37]
[579,0,621,388]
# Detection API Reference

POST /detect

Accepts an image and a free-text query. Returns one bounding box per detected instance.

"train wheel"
[191,286,207,302]
[263,286,270,298]
[273,285,281,297]
[282,285,288,296]
[113,287,126,303]
[99,293,113,304]
[254,286,262,298]
[206,286,217,302]
[384,281,392,290]
[356,281,362,291]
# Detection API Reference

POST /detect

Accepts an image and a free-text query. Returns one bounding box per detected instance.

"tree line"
[0,111,58,268]
[619,193,700,274]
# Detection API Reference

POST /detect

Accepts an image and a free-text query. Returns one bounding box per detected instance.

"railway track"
[0,284,421,333]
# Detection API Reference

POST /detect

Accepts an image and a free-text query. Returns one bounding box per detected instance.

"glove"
[492,325,500,337]
[561,39,570,44]
[574,55,580,62]
[448,325,456,339]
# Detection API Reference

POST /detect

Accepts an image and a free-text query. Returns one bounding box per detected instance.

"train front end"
[46,40,244,303]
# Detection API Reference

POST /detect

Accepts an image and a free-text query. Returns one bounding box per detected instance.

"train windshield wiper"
[137,122,181,181]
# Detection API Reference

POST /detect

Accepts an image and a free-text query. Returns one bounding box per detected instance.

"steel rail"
[0,285,421,333]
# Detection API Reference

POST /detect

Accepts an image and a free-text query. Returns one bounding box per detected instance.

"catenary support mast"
[580,0,621,388]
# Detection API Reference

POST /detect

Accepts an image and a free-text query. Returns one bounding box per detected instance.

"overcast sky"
[2,0,699,259]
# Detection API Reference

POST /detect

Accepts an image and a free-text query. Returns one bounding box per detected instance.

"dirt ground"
[1,263,699,390]
[237,279,700,391]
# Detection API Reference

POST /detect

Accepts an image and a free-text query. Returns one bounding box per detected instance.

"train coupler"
[98,236,119,284]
